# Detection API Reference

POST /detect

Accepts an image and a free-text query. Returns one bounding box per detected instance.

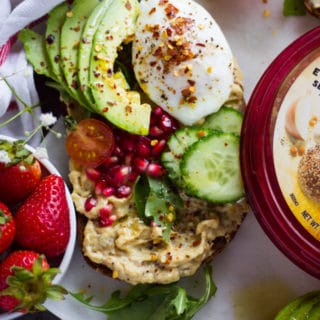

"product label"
[273,50,320,241]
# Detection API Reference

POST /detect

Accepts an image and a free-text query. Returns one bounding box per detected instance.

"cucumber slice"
[181,132,244,203]
[162,128,211,187]
[202,106,243,135]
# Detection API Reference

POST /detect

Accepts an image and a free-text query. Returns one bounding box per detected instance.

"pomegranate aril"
[113,146,124,158]
[116,185,132,198]
[121,138,136,151]
[152,139,167,157]
[136,141,151,158]
[86,168,101,181]
[95,180,106,195]
[152,106,164,117]
[108,165,132,187]
[103,156,119,167]
[149,126,164,137]
[85,197,97,211]
[99,203,113,216]
[102,186,115,197]
[146,162,165,177]
[124,152,134,166]
[133,158,149,173]
[159,114,173,131]
[129,171,139,182]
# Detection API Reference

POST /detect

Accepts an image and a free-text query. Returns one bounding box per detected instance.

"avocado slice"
[45,2,69,83]
[60,0,100,107]
[77,0,114,105]
[19,28,85,108]
[19,29,56,80]
[89,0,151,135]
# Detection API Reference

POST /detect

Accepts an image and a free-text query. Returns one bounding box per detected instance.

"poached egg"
[132,0,234,125]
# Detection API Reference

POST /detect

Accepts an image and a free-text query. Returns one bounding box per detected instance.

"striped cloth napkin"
[0,0,64,145]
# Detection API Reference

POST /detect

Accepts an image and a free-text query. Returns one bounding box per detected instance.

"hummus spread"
[70,162,248,284]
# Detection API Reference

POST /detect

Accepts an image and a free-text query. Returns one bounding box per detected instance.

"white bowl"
[0,134,77,320]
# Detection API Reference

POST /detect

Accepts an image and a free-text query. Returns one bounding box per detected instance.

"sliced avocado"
[19,29,56,80]
[19,28,86,108]
[89,0,151,135]
[45,2,69,83]
[60,0,100,107]
[77,0,114,105]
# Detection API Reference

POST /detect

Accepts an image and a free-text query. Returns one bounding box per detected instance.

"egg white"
[132,0,234,125]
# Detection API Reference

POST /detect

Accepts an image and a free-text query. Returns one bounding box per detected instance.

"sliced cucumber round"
[162,128,211,187]
[201,106,243,135]
[181,132,244,203]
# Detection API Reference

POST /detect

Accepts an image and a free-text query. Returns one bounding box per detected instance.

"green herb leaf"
[283,0,306,16]
[71,265,216,320]
[134,175,183,241]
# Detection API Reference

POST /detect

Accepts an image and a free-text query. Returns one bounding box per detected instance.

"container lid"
[241,26,320,279]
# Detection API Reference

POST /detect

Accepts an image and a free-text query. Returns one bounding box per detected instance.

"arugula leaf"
[134,175,183,241]
[283,0,306,16]
[71,265,216,320]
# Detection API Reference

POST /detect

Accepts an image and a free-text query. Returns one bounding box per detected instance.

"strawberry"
[0,202,16,254]
[0,140,42,204]
[15,174,70,258]
[0,250,67,312]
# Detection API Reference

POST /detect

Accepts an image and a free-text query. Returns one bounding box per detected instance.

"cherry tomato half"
[66,118,115,168]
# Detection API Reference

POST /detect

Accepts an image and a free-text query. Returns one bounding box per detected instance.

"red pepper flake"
[170,17,194,35]
[102,107,109,112]
[125,105,133,114]
[165,3,179,19]
[158,0,169,5]
[125,0,132,10]
[150,61,157,67]
[149,7,156,15]
[166,27,172,37]
[196,43,206,47]
[165,252,172,264]
[192,239,201,247]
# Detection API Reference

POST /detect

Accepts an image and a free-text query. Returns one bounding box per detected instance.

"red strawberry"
[0,140,42,204]
[0,250,67,312]
[0,202,16,254]
[15,174,70,258]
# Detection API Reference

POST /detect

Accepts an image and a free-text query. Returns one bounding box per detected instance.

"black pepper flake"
[71,80,78,89]
[46,34,55,44]
[54,55,60,63]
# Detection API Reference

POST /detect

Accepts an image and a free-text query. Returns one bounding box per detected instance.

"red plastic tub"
[241,26,320,279]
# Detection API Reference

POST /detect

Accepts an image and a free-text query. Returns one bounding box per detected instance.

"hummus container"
[241,26,320,279]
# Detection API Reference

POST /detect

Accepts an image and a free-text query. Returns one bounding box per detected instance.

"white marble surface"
[32,1,320,319]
